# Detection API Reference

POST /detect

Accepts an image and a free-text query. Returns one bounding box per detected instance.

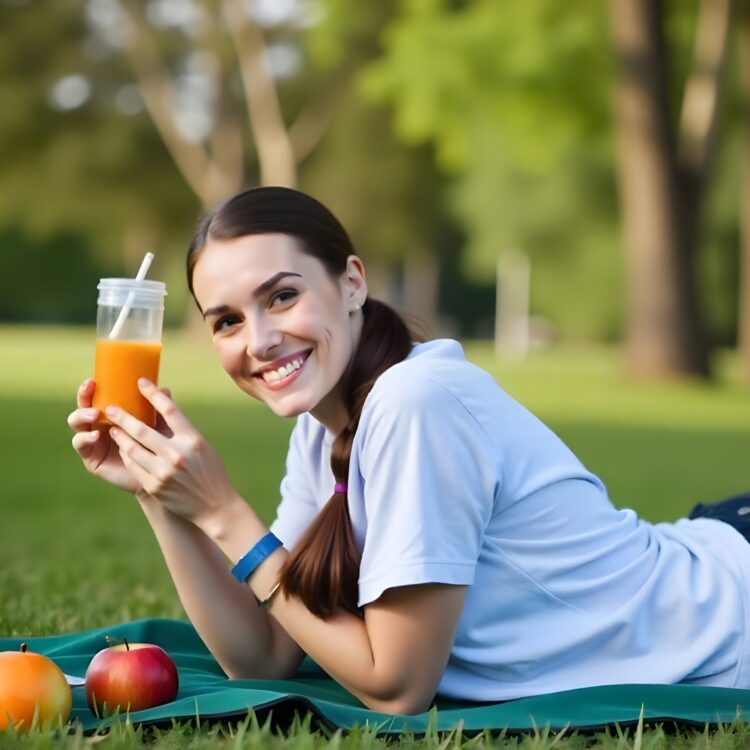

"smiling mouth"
[255,349,312,388]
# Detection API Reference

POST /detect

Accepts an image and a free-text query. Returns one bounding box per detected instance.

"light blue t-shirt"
[270,339,750,701]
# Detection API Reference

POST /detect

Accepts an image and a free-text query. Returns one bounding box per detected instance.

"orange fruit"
[0,644,72,731]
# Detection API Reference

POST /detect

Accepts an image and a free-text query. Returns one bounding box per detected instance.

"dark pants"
[689,492,750,544]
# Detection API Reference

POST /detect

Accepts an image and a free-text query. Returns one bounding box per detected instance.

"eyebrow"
[202,271,302,319]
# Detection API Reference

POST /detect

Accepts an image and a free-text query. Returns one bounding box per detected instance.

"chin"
[268,404,305,419]
[237,377,322,419]
[266,393,317,419]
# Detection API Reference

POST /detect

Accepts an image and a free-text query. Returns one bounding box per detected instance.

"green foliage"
[302,99,452,269]
[0,225,118,324]
[0,0,460,330]
[0,0,744,346]
[361,0,612,173]
[0,0,200,281]
[358,0,623,340]
[358,0,743,344]
[301,0,456,272]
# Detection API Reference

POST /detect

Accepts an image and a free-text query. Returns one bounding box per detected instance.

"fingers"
[111,427,178,497]
[110,427,162,485]
[137,379,193,434]
[71,429,101,458]
[104,404,176,460]
[155,387,175,438]
[70,379,100,433]
[76,378,95,409]
[118,450,154,495]
[67,407,101,433]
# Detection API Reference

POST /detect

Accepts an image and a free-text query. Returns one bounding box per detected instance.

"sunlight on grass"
[464,343,750,431]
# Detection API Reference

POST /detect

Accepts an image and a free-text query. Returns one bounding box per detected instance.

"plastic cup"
[92,278,167,426]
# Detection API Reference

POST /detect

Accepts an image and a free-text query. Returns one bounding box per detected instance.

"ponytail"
[277,298,422,618]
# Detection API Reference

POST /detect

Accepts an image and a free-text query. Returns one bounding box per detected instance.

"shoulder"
[364,338,491,415]
[358,339,494,439]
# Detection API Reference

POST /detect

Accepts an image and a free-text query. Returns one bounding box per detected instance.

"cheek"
[215,342,244,379]
[318,330,353,385]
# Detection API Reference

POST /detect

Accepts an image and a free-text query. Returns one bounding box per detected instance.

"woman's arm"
[107,383,467,714]
[68,380,305,681]
[206,498,467,715]
[137,494,305,681]
[144,488,465,713]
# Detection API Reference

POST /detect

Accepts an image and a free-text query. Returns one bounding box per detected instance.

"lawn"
[1,325,749,748]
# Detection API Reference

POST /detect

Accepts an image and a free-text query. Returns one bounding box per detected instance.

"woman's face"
[191,232,367,434]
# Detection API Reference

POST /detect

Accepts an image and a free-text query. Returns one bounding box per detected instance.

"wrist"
[135,488,153,504]
[135,489,169,524]
[198,493,265,559]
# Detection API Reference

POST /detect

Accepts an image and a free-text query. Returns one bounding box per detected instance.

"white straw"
[108,252,155,340]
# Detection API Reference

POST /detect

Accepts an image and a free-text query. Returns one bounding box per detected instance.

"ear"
[343,255,368,310]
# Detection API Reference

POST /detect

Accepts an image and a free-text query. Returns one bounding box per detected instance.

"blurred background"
[2,0,750,634]
[1,0,749,380]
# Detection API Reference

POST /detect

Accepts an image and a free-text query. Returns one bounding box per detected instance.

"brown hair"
[188,186,424,618]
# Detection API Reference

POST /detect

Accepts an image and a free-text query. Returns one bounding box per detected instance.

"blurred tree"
[111,0,339,205]
[301,0,455,333]
[359,0,741,366]
[359,1,625,343]
[0,0,199,319]
[0,0,454,330]
[303,98,455,336]
[106,0,453,332]
[609,0,731,379]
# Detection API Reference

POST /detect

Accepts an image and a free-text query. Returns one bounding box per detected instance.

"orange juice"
[93,339,162,425]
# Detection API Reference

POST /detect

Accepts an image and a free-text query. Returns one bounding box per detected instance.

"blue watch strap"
[231,532,283,583]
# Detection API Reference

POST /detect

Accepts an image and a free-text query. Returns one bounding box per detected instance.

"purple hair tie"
[334,482,348,494]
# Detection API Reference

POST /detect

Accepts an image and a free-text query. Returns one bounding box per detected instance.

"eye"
[212,314,240,333]
[270,289,298,307]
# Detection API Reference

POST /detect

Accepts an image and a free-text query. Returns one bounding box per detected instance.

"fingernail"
[105,406,119,417]
[85,408,99,419]
[138,378,152,388]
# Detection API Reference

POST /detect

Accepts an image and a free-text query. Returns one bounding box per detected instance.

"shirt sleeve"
[269,416,321,551]
[355,375,500,607]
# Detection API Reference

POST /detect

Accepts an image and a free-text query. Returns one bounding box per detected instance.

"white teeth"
[262,356,305,383]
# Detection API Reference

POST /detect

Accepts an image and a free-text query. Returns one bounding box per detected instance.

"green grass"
[1,325,750,747]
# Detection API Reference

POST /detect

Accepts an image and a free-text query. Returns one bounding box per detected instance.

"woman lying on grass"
[68,186,750,715]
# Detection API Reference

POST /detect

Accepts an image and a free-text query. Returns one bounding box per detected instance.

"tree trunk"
[610,0,711,378]
[222,0,298,188]
[739,0,750,384]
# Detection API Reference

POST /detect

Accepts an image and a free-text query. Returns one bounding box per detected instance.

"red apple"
[84,638,178,717]
[0,643,72,732]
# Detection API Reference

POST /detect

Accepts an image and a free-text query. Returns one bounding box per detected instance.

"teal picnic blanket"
[1,618,748,735]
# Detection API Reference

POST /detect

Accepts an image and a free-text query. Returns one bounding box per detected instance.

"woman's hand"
[68,378,145,493]
[103,378,240,532]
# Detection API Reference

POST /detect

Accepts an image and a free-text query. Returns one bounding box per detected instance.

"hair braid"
[186,186,424,618]
[277,298,418,617]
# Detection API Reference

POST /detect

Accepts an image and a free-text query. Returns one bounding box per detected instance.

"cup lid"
[98,278,167,295]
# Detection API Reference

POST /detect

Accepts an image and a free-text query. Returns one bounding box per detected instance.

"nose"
[246,313,283,360]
